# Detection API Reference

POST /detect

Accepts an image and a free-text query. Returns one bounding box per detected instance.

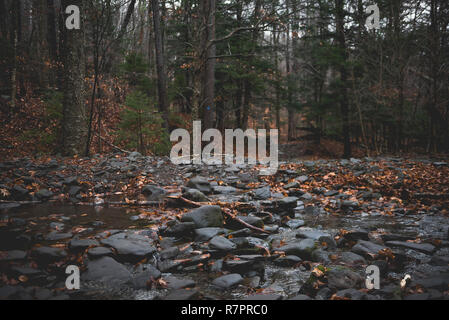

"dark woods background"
[0,0,448,159]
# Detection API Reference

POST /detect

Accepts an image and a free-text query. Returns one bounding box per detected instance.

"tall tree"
[61,0,87,155]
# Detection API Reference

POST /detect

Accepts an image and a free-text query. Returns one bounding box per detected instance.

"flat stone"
[82,256,132,286]
[181,205,223,228]
[87,246,113,259]
[0,250,27,261]
[69,238,100,251]
[194,228,224,242]
[142,185,167,201]
[327,267,363,290]
[351,240,388,259]
[100,232,156,260]
[164,289,199,300]
[278,238,316,259]
[338,252,366,265]
[132,265,162,289]
[385,241,436,254]
[31,247,67,263]
[252,187,271,200]
[273,255,302,267]
[187,176,212,194]
[212,274,243,289]
[165,276,196,290]
[183,188,209,202]
[296,227,331,240]
[209,236,237,251]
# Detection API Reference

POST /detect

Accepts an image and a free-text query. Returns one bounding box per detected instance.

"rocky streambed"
[0,153,448,300]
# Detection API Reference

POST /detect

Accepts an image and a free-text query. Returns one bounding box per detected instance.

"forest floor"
[0,152,448,300]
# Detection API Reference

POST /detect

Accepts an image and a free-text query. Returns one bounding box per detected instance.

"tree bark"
[61,0,87,156]
[151,0,169,130]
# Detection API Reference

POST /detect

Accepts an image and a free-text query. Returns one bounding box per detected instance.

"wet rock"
[82,256,132,286]
[245,294,283,300]
[334,288,375,300]
[164,289,199,300]
[142,185,167,201]
[187,176,212,194]
[327,267,363,290]
[235,215,264,229]
[289,294,313,300]
[35,189,53,200]
[252,187,271,200]
[284,219,305,229]
[194,228,224,242]
[165,222,196,237]
[351,240,388,259]
[31,247,67,263]
[342,229,369,242]
[273,255,302,267]
[209,236,237,251]
[158,259,183,272]
[160,246,180,260]
[296,228,331,240]
[311,249,331,264]
[385,241,436,254]
[69,238,99,251]
[284,181,300,189]
[87,246,113,259]
[45,232,73,241]
[318,235,337,249]
[278,239,316,259]
[183,188,209,202]
[338,252,366,265]
[100,232,156,261]
[12,185,30,200]
[165,276,196,289]
[213,186,238,194]
[0,250,27,261]
[223,259,255,274]
[212,274,243,289]
[132,265,161,289]
[181,205,223,228]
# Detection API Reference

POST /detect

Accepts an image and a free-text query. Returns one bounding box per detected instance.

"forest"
[0,0,448,302]
[0,0,448,158]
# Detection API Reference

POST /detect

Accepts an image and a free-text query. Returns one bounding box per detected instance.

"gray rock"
[160,246,180,260]
[209,236,237,251]
[100,232,156,260]
[165,289,199,300]
[32,247,67,263]
[273,255,302,267]
[187,176,212,194]
[142,185,167,201]
[87,246,113,259]
[183,188,209,202]
[252,187,271,200]
[82,257,132,286]
[338,252,366,265]
[194,228,224,242]
[385,241,436,254]
[0,250,27,261]
[296,227,331,240]
[278,238,316,259]
[285,219,305,229]
[351,240,388,259]
[165,276,196,290]
[327,267,363,290]
[212,274,243,289]
[69,238,99,251]
[165,222,196,237]
[181,205,223,228]
[35,189,53,200]
[213,186,238,194]
[45,232,73,241]
[132,265,161,289]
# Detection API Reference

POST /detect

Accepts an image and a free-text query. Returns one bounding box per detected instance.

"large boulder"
[181,205,223,228]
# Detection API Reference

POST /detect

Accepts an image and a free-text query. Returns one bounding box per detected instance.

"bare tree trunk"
[151,0,169,130]
[335,0,351,158]
[61,0,87,156]
[201,0,216,130]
